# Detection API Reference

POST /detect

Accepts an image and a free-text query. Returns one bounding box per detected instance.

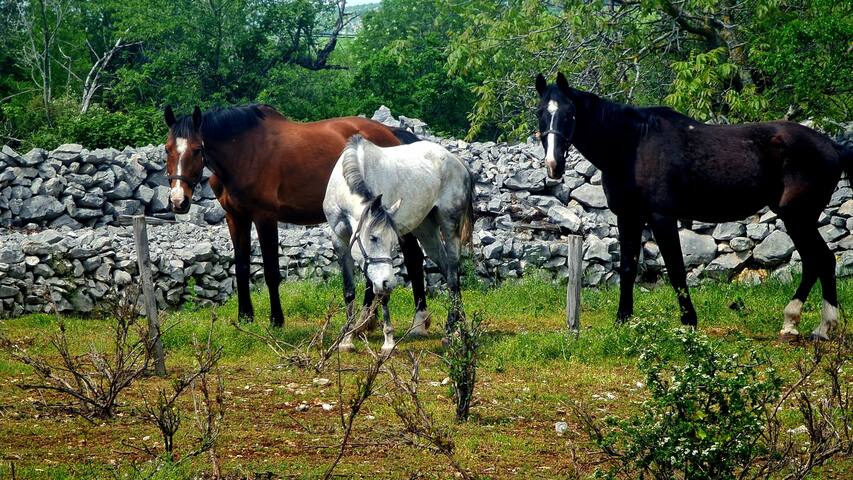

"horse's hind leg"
[255,219,284,327]
[401,233,430,336]
[412,216,454,333]
[436,211,465,335]
[784,218,838,340]
[616,215,644,324]
[226,213,254,322]
[778,220,819,340]
[649,215,698,326]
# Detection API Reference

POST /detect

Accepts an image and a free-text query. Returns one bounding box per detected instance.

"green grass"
[0,275,851,479]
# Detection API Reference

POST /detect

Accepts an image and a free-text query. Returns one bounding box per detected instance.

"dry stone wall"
[1,109,852,317]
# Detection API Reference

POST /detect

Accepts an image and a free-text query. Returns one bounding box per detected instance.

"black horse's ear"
[192,106,202,130]
[535,73,547,96]
[164,105,176,128]
[556,72,571,96]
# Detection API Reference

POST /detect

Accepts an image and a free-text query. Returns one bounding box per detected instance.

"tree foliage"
[0,0,849,148]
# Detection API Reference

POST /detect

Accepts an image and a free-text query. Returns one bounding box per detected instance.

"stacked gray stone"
[1,109,852,317]
[0,143,225,229]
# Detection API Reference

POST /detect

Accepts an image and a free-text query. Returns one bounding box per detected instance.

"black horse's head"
[535,72,576,179]
[163,105,204,214]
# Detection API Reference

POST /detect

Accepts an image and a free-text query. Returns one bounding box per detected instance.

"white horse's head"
[354,194,402,296]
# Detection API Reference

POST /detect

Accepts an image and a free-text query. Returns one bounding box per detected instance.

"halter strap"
[167,144,209,188]
[167,172,204,188]
[349,202,398,273]
[540,128,569,142]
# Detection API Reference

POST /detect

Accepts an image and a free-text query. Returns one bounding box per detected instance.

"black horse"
[535,72,853,340]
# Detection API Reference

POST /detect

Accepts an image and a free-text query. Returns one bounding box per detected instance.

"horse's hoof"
[380,345,395,356]
[338,342,355,353]
[778,332,801,343]
[270,317,284,328]
[809,332,831,342]
[410,324,429,337]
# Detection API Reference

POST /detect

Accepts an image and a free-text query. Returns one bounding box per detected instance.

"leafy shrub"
[578,321,783,480]
[3,95,166,150]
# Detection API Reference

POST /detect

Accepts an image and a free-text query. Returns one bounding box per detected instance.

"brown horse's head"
[535,72,576,179]
[163,105,204,214]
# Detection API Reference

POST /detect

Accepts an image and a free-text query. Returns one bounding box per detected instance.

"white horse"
[323,135,474,353]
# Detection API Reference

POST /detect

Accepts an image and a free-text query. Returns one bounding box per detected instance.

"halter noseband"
[349,202,400,273]
[540,128,569,143]
[166,143,209,189]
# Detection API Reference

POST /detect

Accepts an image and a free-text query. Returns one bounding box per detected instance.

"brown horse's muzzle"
[169,182,193,214]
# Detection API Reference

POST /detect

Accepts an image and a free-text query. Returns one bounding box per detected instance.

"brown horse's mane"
[170,104,278,142]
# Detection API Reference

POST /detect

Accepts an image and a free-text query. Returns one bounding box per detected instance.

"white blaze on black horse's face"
[535,73,576,179]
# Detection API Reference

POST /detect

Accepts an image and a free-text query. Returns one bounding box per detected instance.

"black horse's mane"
[588,91,701,132]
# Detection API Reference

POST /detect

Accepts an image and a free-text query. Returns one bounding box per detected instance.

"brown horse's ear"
[192,106,202,130]
[535,73,547,96]
[556,72,571,96]
[164,105,176,128]
[370,194,384,211]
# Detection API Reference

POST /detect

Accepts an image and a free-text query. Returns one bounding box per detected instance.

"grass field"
[1,274,852,479]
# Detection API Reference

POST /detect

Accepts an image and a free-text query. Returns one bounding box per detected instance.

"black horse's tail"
[838,142,853,185]
[390,126,420,145]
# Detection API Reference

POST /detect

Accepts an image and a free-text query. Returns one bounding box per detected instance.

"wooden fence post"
[132,215,167,376]
[565,235,583,335]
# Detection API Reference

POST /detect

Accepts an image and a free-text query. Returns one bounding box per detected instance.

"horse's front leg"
[649,215,697,326]
[332,226,358,352]
[226,213,254,322]
[616,215,644,324]
[380,296,395,355]
[255,219,284,327]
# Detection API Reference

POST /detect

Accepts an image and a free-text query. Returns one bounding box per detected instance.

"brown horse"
[163,104,428,328]
[535,72,853,340]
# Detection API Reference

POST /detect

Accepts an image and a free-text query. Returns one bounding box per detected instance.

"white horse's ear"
[386,197,402,216]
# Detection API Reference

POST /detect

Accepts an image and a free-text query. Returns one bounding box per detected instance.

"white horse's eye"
[369,235,379,243]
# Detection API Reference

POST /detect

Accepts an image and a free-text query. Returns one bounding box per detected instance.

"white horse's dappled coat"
[324,135,474,353]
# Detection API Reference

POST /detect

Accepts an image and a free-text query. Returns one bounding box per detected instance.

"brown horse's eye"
[194,148,202,155]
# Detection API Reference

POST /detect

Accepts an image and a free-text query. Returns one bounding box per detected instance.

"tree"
[350,0,475,137]
[449,0,853,140]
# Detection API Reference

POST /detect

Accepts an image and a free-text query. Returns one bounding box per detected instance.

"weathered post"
[565,235,583,335]
[132,215,167,376]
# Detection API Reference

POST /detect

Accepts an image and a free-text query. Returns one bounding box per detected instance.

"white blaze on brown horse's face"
[170,138,189,208]
[163,105,205,214]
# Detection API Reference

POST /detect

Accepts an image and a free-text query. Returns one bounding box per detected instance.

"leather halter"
[540,128,570,142]
[349,202,400,273]
[166,143,208,188]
